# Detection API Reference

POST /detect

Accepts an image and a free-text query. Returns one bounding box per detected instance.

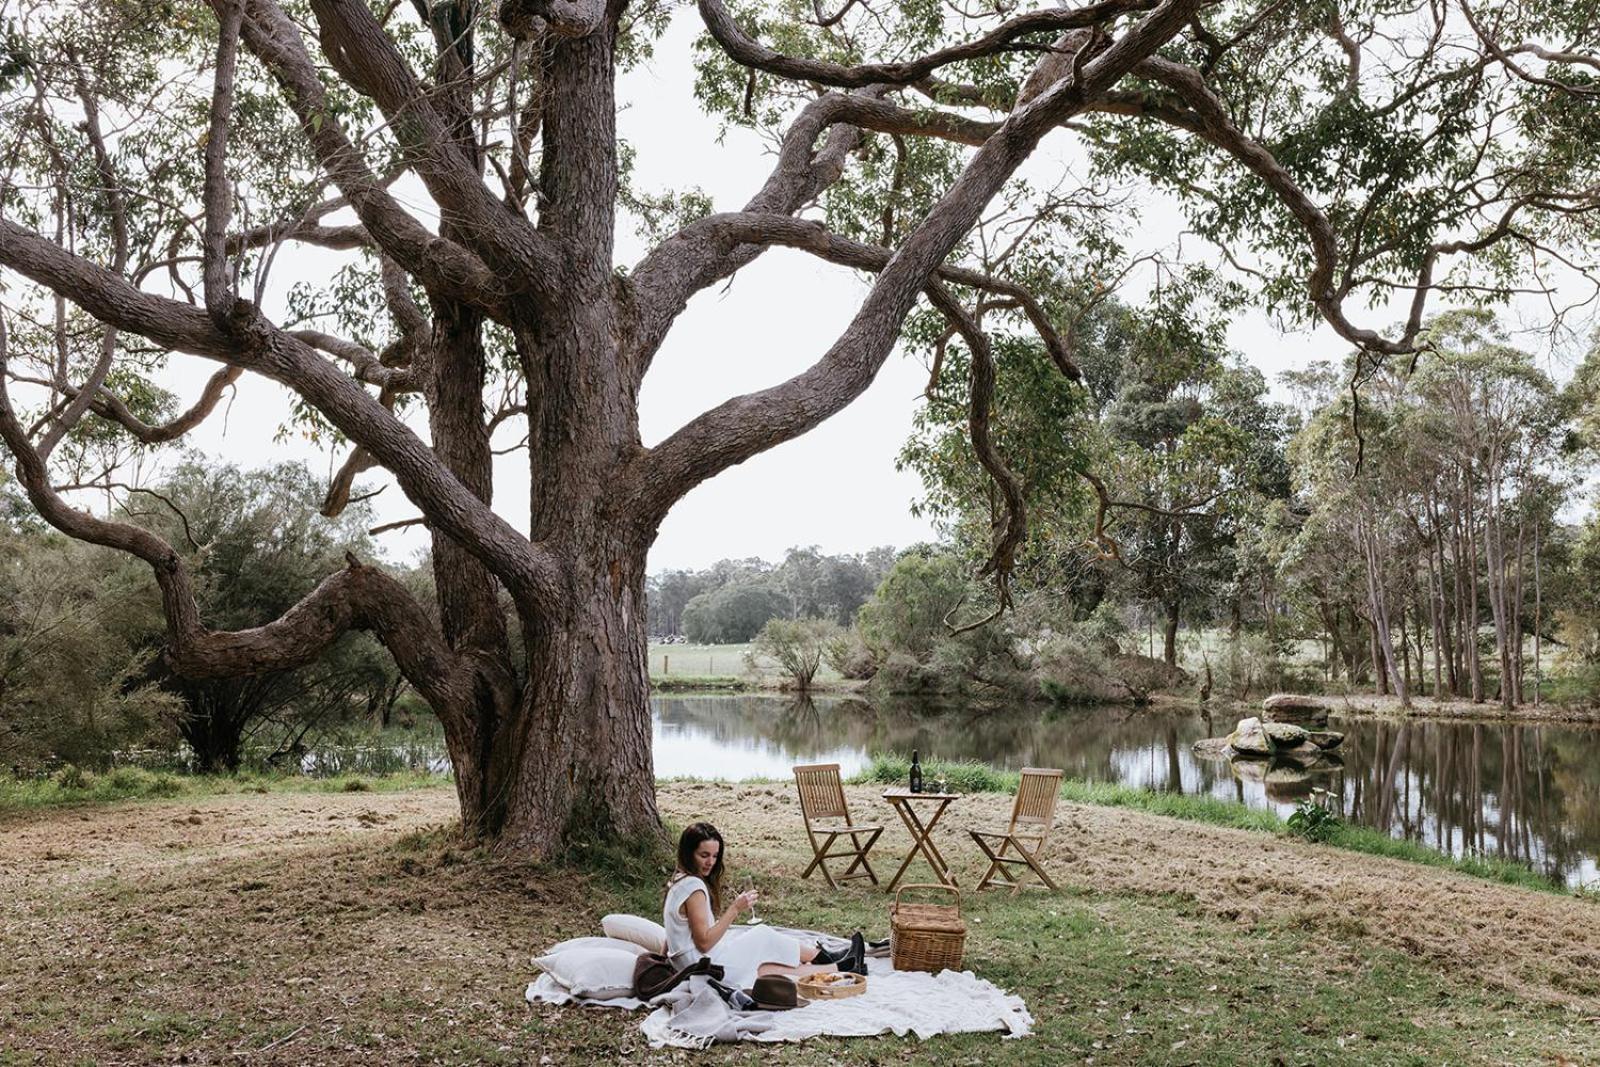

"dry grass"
[2,782,1597,1065]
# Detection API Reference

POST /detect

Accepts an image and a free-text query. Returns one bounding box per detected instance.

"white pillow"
[602,914,667,954]
[542,935,648,958]
[532,946,640,999]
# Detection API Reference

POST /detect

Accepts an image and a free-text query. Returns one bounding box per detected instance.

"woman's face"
[692,838,720,877]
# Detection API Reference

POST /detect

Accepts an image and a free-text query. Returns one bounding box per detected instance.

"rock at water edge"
[1192,737,1234,760]
[1262,721,1310,748]
[1262,693,1330,727]
[1227,716,1274,757]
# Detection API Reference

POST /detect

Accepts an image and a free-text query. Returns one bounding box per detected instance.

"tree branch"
[500,0,606,40]
[925,282,1024,617]
[630,0,1201,523]
[16,365,245,445]
[663,212,1079,379]
[204,1,245,327]
[0,217,567,612]
[304,0,565,295]
[626,91,1001,380]
[697,0,1157,88]
[224,0,510,317]
[34,58,132,460]
[0,316,470,721]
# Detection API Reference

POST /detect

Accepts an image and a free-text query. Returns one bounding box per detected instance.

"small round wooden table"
[880,788,960,891]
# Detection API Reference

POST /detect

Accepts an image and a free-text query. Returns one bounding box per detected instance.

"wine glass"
[744,872,761,924]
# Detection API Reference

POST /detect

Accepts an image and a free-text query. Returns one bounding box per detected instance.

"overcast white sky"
[138,10,1593,574]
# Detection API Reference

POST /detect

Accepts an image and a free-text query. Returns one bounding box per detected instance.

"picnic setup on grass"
[527,758,1067,1048]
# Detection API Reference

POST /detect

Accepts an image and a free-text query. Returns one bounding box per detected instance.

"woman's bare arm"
[684,887,753,952]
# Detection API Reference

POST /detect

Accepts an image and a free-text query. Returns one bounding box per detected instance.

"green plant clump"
[1287,797,1342,842]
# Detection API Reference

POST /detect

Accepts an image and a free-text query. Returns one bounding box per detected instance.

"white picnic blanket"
[525,940,1033,1048]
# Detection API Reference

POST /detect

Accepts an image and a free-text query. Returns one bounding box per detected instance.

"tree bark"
[1360,518,1408,706]
[1162,597,1180,668]
[1464,485,1484,702]
[1534,519,1542,706]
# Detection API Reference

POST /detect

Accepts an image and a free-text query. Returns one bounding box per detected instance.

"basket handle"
[893,882,961,913]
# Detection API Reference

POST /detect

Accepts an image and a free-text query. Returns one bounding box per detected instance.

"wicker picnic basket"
[890,883,966,973]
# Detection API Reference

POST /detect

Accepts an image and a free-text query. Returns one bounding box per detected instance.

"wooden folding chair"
[969,767,1068,894]
[793,763,883,889]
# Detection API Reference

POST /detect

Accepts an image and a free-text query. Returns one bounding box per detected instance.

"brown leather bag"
[631,953,725,1000]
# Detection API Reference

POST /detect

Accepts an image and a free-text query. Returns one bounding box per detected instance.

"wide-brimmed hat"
[750,975,800,1011]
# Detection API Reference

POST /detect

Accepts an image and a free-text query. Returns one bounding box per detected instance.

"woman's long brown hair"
[673,822,725,915]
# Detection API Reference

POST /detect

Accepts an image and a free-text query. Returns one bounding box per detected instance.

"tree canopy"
[0,0,1597,853]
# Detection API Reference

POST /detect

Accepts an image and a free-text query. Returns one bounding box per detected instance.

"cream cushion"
[532,945,640,999]
[602,913,668,955]
[542,935,649,958]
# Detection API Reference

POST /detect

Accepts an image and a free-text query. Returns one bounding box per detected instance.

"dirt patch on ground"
[0,789,456,891]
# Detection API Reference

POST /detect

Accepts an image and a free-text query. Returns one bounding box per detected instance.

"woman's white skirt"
[704,925,802,988]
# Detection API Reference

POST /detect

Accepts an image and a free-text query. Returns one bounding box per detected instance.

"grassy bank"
[0,765,448,813]
[4,783,1596,1064]
[650,674,749,691]
[852,756,1566,896]
[4,758,1564,898]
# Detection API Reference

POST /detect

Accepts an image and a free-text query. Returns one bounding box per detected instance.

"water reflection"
[650,694,1600,889]
[116,693,1600,887]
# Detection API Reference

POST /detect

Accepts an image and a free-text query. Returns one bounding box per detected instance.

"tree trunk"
[1370,619,1387,695]
[1484,468,1513,711]
[1162,598,1180,668]
[494,552,659,851]
[1361,520,1408,706]
[1511,515,1525,705]
[1465,489,1484,702]
[1534,519,1542,707]
[1429,504,1453,698]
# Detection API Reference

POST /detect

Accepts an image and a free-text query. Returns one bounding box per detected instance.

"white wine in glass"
[744,873,761,924]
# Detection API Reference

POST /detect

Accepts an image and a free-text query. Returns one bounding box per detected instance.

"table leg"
[885,800,923,892]
[919,798,957,885]
[885,798,959,891]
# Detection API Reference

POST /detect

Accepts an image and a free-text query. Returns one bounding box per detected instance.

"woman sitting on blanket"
[664,822,865,990]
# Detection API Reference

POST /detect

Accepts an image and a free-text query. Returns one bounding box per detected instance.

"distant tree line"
[647,546,897,643]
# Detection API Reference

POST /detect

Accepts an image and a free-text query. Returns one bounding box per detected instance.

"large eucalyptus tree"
[0,0,1595,855]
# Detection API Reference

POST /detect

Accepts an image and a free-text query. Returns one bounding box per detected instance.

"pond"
[650,693,1600,889]
[156,693,1600,889]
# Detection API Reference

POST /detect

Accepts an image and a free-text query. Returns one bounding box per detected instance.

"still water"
[224,693,1600,888]
[651,693,1600,889]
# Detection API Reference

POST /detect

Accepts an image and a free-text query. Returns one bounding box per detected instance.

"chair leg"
[802,831,842,889]
[970,832,1011,892]
[1011,842,1058,892]
[975,860,996,892]
[840,827,882,885]
[974,833,1056,893]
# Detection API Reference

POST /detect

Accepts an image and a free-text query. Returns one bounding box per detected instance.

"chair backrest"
[1009,768,1064,836]
[793,763,849,824]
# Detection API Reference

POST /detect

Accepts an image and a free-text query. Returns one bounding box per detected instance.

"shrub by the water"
[1286,796,1342,842]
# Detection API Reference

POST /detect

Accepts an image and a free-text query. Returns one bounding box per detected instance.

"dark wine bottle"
[909,750,923,794]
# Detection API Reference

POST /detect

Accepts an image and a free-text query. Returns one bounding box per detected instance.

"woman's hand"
[733,889,759,916]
